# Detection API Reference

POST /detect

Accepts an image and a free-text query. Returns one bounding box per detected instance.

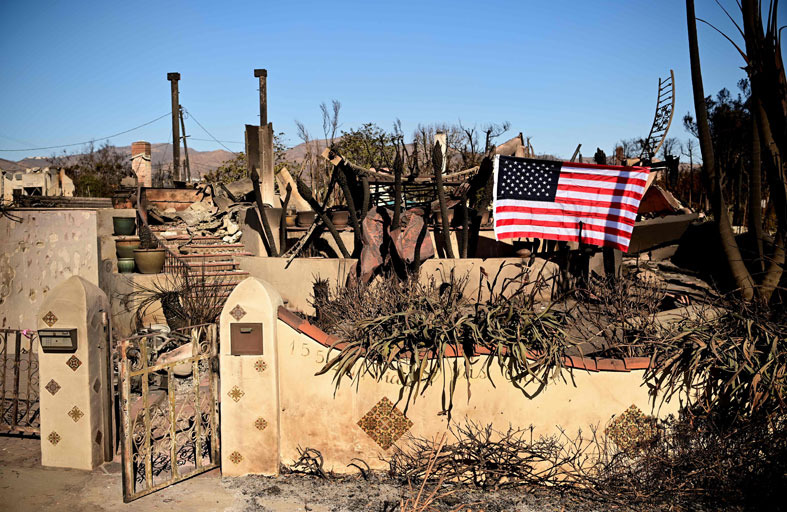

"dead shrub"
[645,296,787,425]
[388,413,787,511]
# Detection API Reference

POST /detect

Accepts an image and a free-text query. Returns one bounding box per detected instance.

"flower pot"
[113,216,136,236]
[115,237,141,259]
[117,258,136,273]
[285,214,297,227]
[296,211,316,227]
[330,210,350,228]
[133,248,166,274]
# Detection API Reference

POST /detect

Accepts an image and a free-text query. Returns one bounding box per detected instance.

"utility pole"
[254,69,267,125]
[167,72,181,182]
[179,106,191,183]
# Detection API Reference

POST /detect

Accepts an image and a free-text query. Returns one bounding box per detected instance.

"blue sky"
[0,0,779,161]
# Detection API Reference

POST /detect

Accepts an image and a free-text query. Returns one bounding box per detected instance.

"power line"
[182,108,239,155]
[0,112,172,152]
[190,137,243,145]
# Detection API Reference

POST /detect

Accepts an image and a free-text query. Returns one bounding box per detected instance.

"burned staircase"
[151,227,252,299]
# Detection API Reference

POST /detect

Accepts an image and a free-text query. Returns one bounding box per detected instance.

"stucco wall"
[238,256,558,316]
[0,209,99,329]
[275,318,677,472]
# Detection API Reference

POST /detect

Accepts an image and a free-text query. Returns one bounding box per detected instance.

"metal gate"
[118,323,220,502]
[0,329,40,435]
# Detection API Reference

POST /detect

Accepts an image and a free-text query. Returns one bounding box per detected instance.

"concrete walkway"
[0,436,240,512]
[0,435,597,512]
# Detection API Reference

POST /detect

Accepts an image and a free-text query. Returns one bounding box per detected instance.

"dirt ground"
[0,435,605,512]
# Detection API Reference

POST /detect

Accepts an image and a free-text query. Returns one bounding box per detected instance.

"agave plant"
[315,262,571,418]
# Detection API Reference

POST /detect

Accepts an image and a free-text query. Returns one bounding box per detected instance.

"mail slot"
[38,328,78,353]
[230,323,263,355]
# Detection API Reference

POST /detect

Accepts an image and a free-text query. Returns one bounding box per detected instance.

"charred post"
[167,72,181,181]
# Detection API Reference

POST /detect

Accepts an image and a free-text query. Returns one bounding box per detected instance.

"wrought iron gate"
[0,329,40,435]
[118,324,220,502]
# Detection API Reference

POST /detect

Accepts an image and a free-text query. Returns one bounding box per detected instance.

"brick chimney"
[131,141,152,187]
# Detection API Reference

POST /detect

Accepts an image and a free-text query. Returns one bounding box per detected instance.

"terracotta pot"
[285,214,297,227]
[117,258,136,273]
[115,237,141,259]
[330,210,350,228]
[113,216,136,236]
[296,211,316,227]
[133,248,166,274]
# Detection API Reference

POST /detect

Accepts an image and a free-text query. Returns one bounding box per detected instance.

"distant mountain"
[0,157,26,171]
[8,140,327,179]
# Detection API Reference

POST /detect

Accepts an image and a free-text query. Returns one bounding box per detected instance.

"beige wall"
[0,209,99,329]
[219,278,283,476]
[238,257,357,314]
[275,320,677,472]
[217,276,676,476]
[37,276,113,470]
[238,256,557,316]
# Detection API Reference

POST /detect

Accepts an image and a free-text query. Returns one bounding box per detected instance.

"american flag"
[493,155,650,252]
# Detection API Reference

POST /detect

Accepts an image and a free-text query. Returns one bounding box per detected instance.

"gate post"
[219,277,283,476]
[37,275,112,470]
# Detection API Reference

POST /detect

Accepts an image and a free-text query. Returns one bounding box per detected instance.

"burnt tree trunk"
[687,0,756,300]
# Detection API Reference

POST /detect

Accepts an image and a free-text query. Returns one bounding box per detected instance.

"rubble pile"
[146,182,251,243]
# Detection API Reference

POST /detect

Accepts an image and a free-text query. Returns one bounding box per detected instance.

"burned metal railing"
[0,329,40,435]
[118,323,219,502]
[152,232,192,276]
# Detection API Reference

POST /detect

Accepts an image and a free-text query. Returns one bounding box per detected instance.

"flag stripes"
[493,156,649,252]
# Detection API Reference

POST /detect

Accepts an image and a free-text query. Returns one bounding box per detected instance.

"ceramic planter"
[285,214,297,227]
[117,258,135,273]
[330,210,350,228]
[115,237,141,259]
[113,216,136,236]
[296,211,316,227]
[133,248,166,274]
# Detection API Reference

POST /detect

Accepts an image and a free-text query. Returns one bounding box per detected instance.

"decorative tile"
[66,355,82,371]
[230,304,246,321]
[357,397,413,450]
[48,431,61,445]
[42,311,58,327]
[227,385,245,403]
[229,451,243,464]
[68,406,84,422]
[45,379,61,396]
[606,405,657,452]
[93,378,101,394]
[254,417,268,431]
[254,359,267,373]
[95,430,103,445]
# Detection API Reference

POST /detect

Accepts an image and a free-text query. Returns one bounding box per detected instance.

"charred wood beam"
[392,151,403,230]
[295,176,350,258]
[280,183,292,254]
[335,165,363,251]
[432,133,455,258]
[251,167,278,257]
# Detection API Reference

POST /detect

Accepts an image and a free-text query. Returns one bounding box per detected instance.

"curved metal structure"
[640,69,676,160]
